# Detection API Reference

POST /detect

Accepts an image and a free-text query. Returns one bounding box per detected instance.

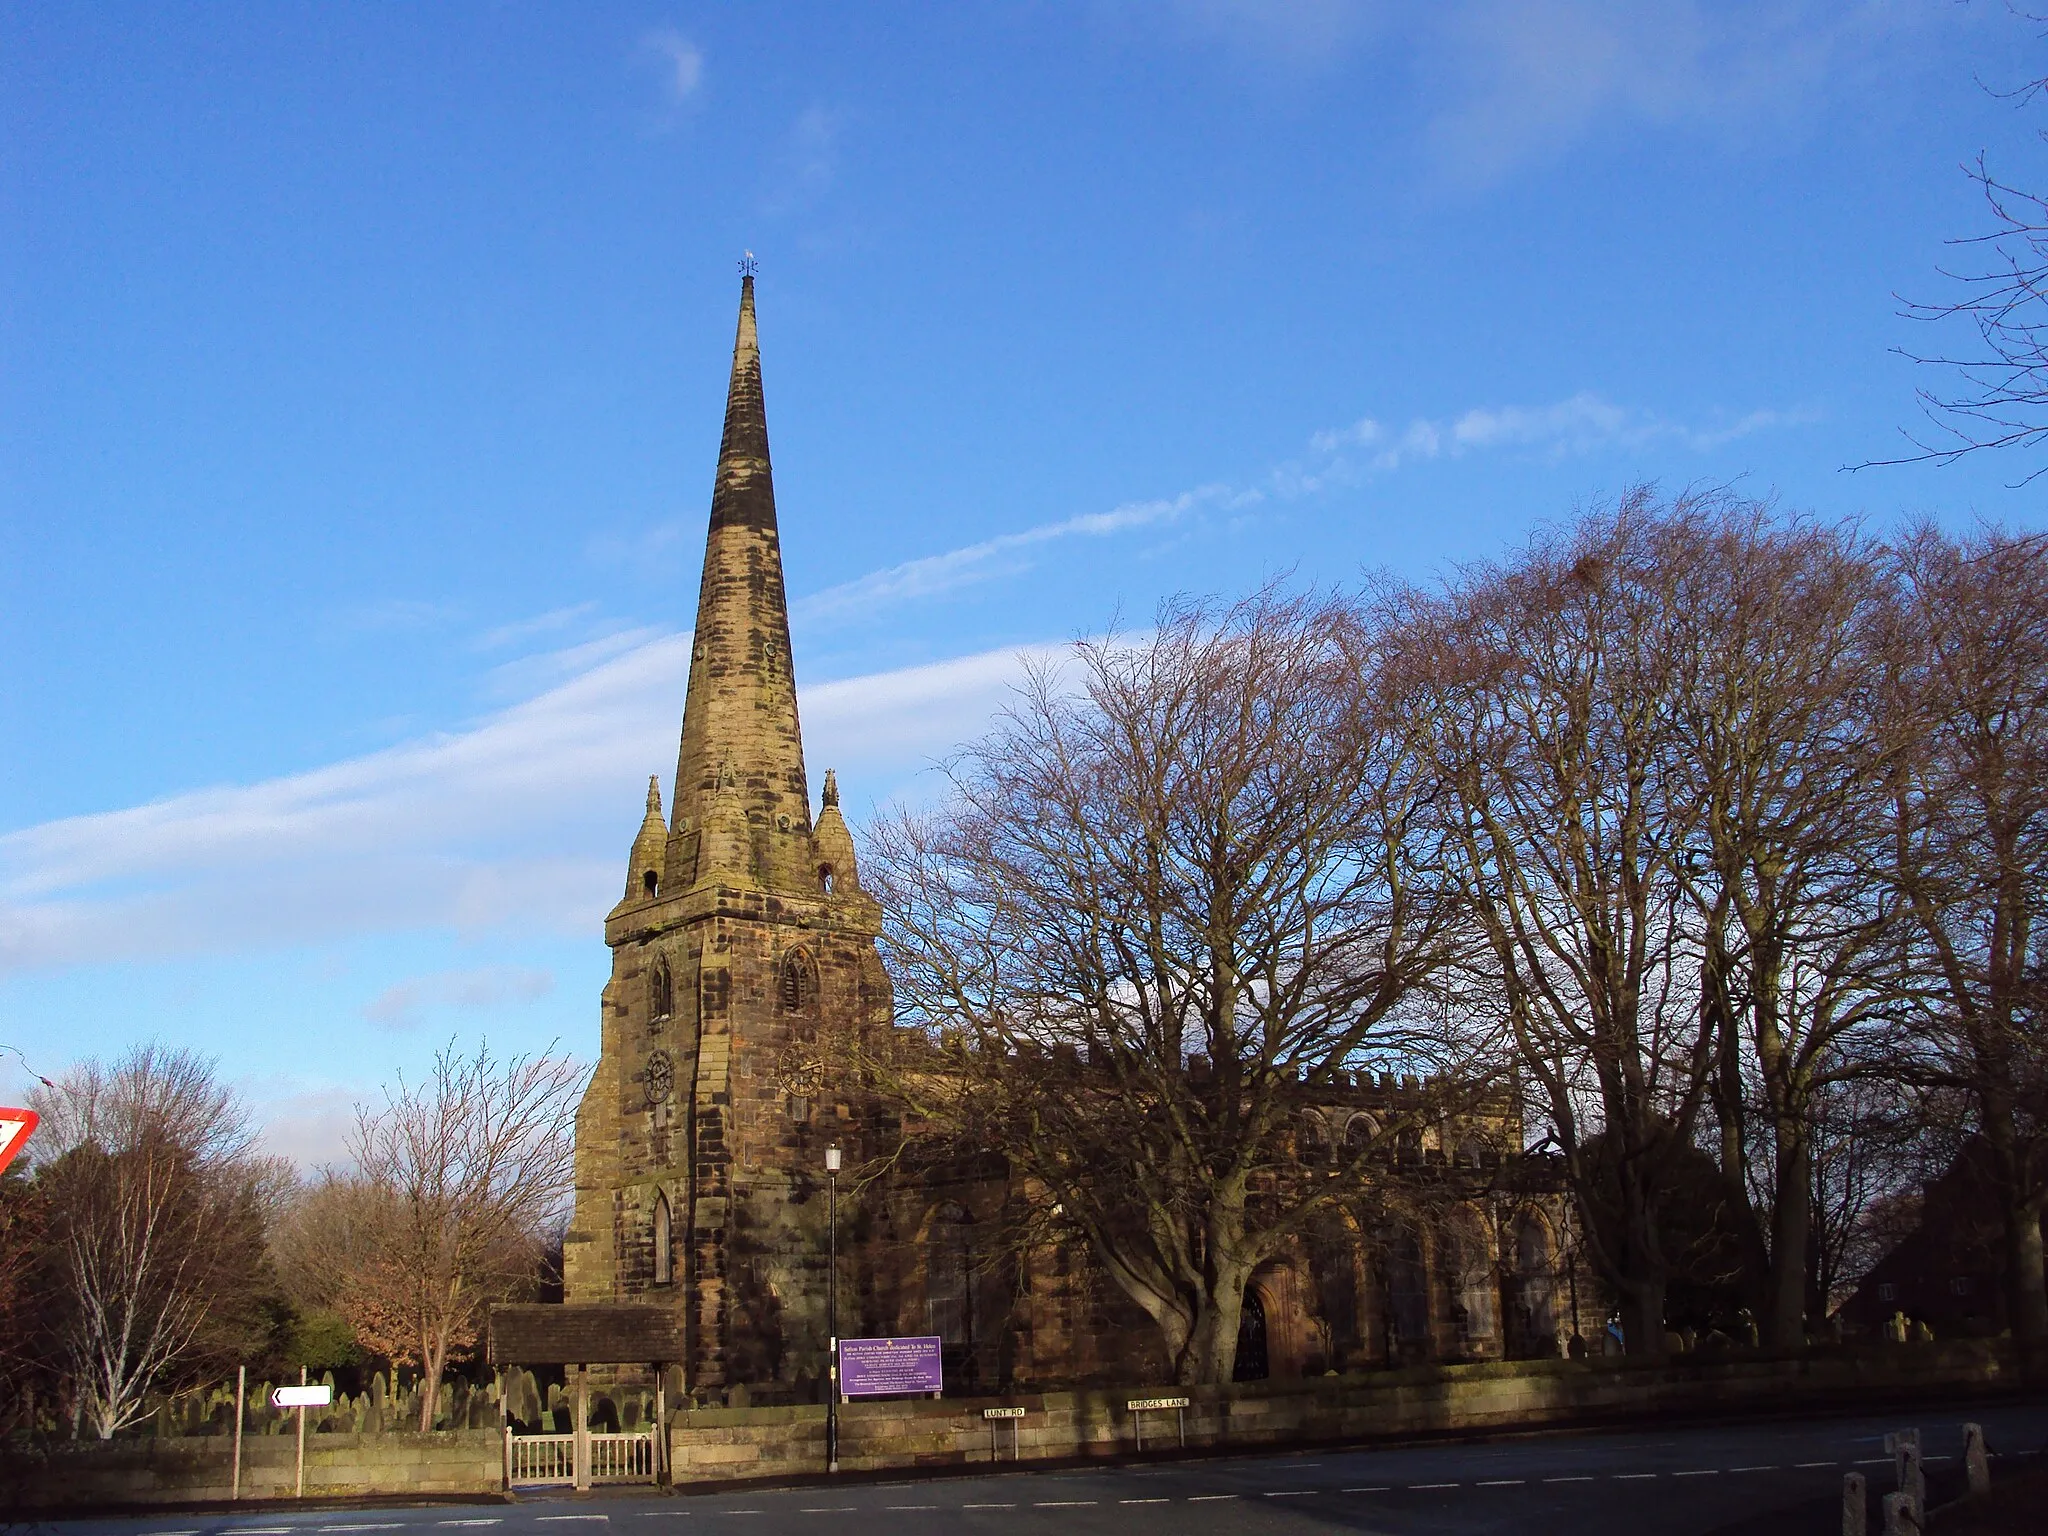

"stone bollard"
[1884,1427,1923,1521]
[1898,1442,1925,1525]
[1881,1491,1920,1536]
[1963,1421,1990,1495]
[1842,1471,1865,1536]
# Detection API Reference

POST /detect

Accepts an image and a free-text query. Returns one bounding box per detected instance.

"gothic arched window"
[648,957,673,1021]
[780,947,818,1013]
[925,1202,973,1349]
[652,1192,673,1286]
[1344,1113,1380,1158]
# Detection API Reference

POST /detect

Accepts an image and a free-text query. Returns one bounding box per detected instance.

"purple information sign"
[838,1335,944,1398]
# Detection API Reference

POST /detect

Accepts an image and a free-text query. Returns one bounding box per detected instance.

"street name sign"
[983,1406,1026,1419]
[1127,1395,1190,1411]
[272,1385,333,1408]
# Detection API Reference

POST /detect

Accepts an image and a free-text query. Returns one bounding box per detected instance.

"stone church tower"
[564,274,891,1402]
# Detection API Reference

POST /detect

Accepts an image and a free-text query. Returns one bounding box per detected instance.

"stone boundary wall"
[0,1429,504,1513]
[669,1342,2027,1481]
[0,1345,2026,1509]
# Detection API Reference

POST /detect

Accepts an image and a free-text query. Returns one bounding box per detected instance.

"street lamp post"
[825,1145,841,1475]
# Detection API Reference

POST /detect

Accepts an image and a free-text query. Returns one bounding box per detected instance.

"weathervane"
[739,250,758,278]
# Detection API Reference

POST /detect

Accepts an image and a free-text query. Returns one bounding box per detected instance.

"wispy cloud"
[760,105,843,215]
[1309,391,1813,468]
[794,489,1245,622]
[245,1082,361,1169]
[330,597,464,636]
[473,603,601,652]
[0,638,1042,974]
[1167,1,1926,187]
[642,27,704,104]
[1417,1,1842,184]
[797,390,1809,625]
[363,966,555,1031]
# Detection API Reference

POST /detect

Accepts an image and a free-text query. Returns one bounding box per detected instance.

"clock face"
[646,1050,676,1106]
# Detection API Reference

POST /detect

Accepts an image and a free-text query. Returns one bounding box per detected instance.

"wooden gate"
[507,1428,658,1488]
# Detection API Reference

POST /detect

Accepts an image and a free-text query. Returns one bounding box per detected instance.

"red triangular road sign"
[0,1109,38,1175]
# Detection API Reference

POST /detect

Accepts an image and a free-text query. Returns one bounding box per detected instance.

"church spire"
[665,270,813,893]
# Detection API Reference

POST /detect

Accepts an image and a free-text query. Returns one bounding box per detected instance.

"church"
[562,275,1590,1405]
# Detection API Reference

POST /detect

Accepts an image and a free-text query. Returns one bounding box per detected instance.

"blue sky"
[3,1,2042,1163]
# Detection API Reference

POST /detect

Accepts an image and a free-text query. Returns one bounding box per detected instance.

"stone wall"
[0,1429,504,1513]
[668,1341,2026,1482]
[3,1345,2023,1510]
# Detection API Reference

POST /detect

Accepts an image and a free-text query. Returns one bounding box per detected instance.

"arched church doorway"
[1232,1289,1270,1381]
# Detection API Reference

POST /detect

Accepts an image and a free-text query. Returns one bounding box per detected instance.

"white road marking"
[1342,1486,1390,1493]
[884,1508,937,1512]
[440,1523,503,1528]
[1409,1482,1459,1489]
[1033,1501,1096,1508]
[1263,1491,1313,1497]
[1672,1470,1718,1478]
[1119,1500,1169,1505]
[1188,1495,1237,1502]
[1544,1476,1596,1483]
[538,1520,609,1525]
[962,1504,1014,1510]
[1854,1458,1890,1466]
[1476,1478,1526,1486]
[799,1509,856,1514]
[325,1526,404,1531]
[1728,1465,1775,1473]
[1614,1473,1657,1481]
[1795,1461,1838,1468]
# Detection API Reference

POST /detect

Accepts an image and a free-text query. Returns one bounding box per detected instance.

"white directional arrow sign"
[272,1384,333,1408]
[0,1109,37,1176]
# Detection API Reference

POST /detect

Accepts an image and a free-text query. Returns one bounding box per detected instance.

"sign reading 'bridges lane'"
[839,1335,944,1398]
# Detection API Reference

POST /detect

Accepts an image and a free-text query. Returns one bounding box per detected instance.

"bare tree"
[292,1041,583,1429]
[27,1045,270,1438]
[1401,493,1720,1357]
[0,1169,50,1435]
[1877,524,2048,1343]
[1805,1075,1940,1318]
[861,587,1483,1385]
[1860,31,2048,479]
[1660,508,1907,1347]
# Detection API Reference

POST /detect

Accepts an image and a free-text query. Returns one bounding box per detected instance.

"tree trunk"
[1621,1280,1667,1359]
[1765,1126,1813,1349]
[1179,1277,1248,1386]
[1980,1095,2048,1345]
[2003,1192,2048,1347]
[419,1337,448,1432]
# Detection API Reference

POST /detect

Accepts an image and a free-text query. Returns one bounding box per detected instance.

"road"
[31,1398,2048,1536]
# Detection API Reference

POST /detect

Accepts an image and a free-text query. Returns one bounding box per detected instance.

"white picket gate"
[590,1431,658,1482]
[509,1431,576,1486]
[508,1428,657,1487]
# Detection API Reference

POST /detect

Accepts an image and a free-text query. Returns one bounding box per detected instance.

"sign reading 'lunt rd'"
[838,1335,944,1397]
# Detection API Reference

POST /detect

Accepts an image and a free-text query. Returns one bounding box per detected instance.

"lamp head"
[825,1146,842,1173]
